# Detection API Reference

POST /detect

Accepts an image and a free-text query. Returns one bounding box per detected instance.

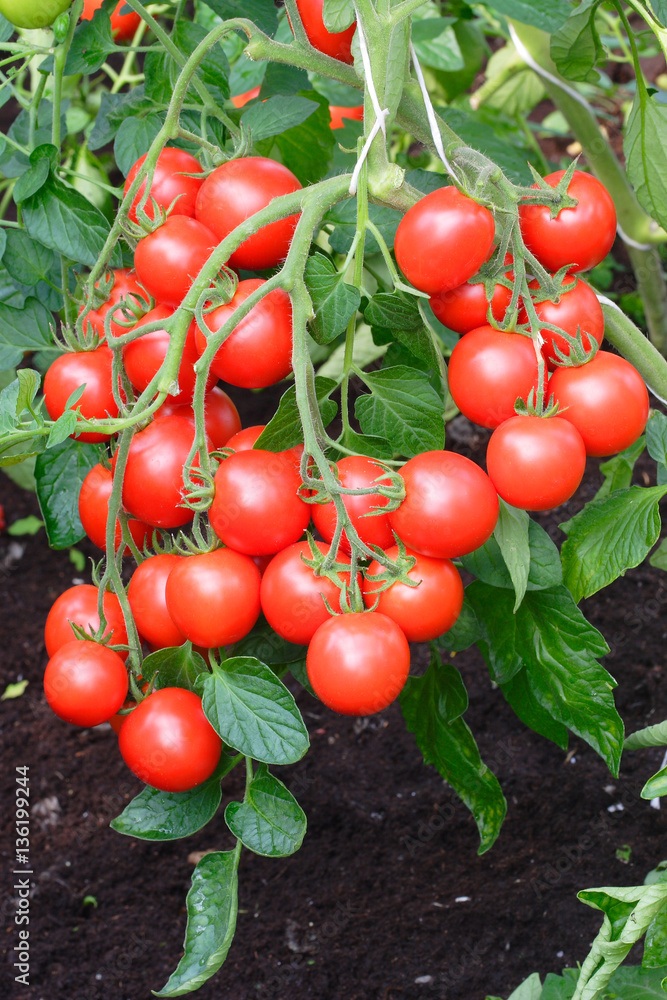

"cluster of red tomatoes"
[396,169,649,511]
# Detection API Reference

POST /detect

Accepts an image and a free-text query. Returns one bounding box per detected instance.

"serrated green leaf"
[304,253,360,345]
[47,410,78,448]
[500,667,569,750]
[64,10,116,76]
[173,21,229,101]
[255,377,337,452]
[479,0,570,32]
[114,114,165,177]
[259,62,309,99]
[595,436,647,500]
[461,515,562,596]
[14,369,40,417]
[560,486,667,602]
[0,296,55,369]
[550,0,604,83]
[355,365,444,458]
[198,657,309,765]
[204,0,278,35]
[268,90,335,185]
[338,427,393,460]
[231,616,306,667]
[435,598,482,652]
[506,973,543,1000]
[364,292,424,332]
[13,157,51,204]
[140,643,210,692]
[3,229,61,291]
[606,965,667,998]
[225,764,306,857]
[326,200,402,254]
[625,88,667,231]
[242,96,319,142]
[413,21,463,73]
[493,501,530,611]
[322,0,356,32]
[481,42,545,116]
[34,438,101,549]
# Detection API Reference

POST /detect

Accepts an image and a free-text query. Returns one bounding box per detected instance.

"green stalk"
[600,300,667,402]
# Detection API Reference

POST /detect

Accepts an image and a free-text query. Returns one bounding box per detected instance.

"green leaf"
[13,156,51,204]
[47,410,79,449]
[467,582,622,774]
[437,107,534,186]
[355,365,444,458]
[506,973,543,1000]
[607,965,667,998]
[34,439,101,549]
[14,368,40,417]
[322,0,355,32]
[625,88,667,231]
[154,850,239,997]
[22,175,120,269]
[500,668,569,750]
[0,295,55,369]
[114,114,165,177]
[651,0,667,25]
[435,598,482,652]
[266,90,335,185]
[255,378,337,452]
[64,10,116,76]
[650,537,667,570]
[259,62,309,99]
[173,21,229,101]
[2,229,61,290]
[225,764,306,857]
[493,502,530,611]
[231,616,307,668]
[413,21,463,73]
[478,0,570,33]
[560,486,667,602]
[461,516,562,595]
[326,200,402,255]
[140,643,210,692]
[550,0,604,83]
[304,253,360,345]
[88,88,157,151]
[364,291,424,333]
[645,410,667,484]
[399,656,507,854]
[242,96,319,142]
[204,0,278,36]
[481,42,545,116]
[595,436,647,500]
[1,679,29,699]
[642,766,667,801]
[624,719,667,750]
[197,657,309,765]
[338,427,393,461]
[644,873,667,969]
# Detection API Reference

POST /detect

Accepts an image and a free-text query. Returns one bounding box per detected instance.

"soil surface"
[1,382,667,1000]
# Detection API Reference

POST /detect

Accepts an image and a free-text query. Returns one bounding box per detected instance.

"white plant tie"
[409,41,460,184]
[650,748,667,810]
[616,221,654,251]
[596,293,667,404]
[348,7,389,195]
[508,23,595,116]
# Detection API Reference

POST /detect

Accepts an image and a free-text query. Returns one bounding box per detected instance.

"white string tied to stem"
[616,221,654,252]
[409,41,461,185]
[596,292,667,404]
[348,7,390,195]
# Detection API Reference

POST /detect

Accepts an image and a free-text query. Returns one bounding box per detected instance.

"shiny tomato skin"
[519,170,617,273]
[119,414,209,529]
[312,455,395,555]
[45,584,128,658]
[134,216,218,308]
[44,640,128,727]
[430,278,512,335]
[165,548,261,648]
[231,87,260,108]
[330,105,364,128]
[226,424,303,467]
[82,0,142,40]
[548,351,649,457]
[119,688,222,792]
[157,386,241,450]
[43,346,120,443]
[448,325,543,429]
[209,449,310,555]
[362,546,464,642]
[292,0,356,63]
[78,463,153,554]
[0,0,71,29]
[81,268,147,341]
[394,187,495,296]
[124,148,203,225]
[486,415,586,510]
[260,540,353,645]
[128,554,187,650]
[194,157,302,271]
[389,451,499,558]
[123,304,216,402]
[195,279,293,388]
[307,612,410,716]
[521,276,604,367]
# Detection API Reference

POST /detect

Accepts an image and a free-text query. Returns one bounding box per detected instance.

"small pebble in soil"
[415,975,433,984]
[557,951,564,958]
[454,896,471,902]
[608,803,625,813]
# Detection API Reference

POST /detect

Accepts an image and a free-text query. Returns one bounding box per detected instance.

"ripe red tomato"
[389,451,499,558]
[134,216,218,308]
[312,455,395,555]
[518,170,617,273]
[123,305,216,402]
[194,157,302,271]
[43,346,120,443]
[124,148,203,225]
[81,268,147,341]
[307,612,410,716]
[44,640,128,727]
[194,278,293,388]
[79,463,153,554]
[548,351,649,457]
[292,0,356,63]
[231,87,260,108]
[119,688,222,792]
[394,187,495,295]
[486,415,586,510]
[45,584,128,658]
[82,0,141,41]
[362,546,464,642]
[128,554,187,650]
[118,414,210,528]
[158,386,241,450]
[430,277,512,335]
[447,325,543,429]
[209,449,310,555]
[260,540,354,645]
[521,276,604,367]
[225,425,303,467]
[330,105,364,129]
[165,548,261,648]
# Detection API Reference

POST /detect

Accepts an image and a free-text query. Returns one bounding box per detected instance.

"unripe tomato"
[123,148,203,224]
[43,346,121,443]
[291,0,356,63]
[0,0,72,29]
[312,455,395,555]
[128,554,187,650]
[79,463,153,554]
[520,276,604,368]
[82,0,141,42]
[134,216,218,308]
[45,584,128,658]
[44,640,128,728]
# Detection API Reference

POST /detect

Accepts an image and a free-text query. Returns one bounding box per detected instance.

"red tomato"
[209,449,310,555]
[312,455,395,555]
[43,346,120,443]
[194,157,302,271]
[430,276,512,334]
[194,279,293,388]
[330,105,364,129]
[158,386,241,450]
[260,540,354,645]
[134,216,218,308]
[82,0,142,41]
[123,305,216,402]
[45,584,128,658]
[389,451,499,558]
[119,688,222,792]
[521,276,604,367]
[519,170,617,273]
[548,351,649,457]
[362,546,463,642]
[44,640,128,727]
[81,268,147,341]
[165,548,261,648]
[394,187,495,295]
[124,148,203,225]
[448,325,544,429]
[231,87,260,108]
[307,612,410,716]
[118,414,210,528]
[78,463,153,554]
[128,554,187,650]
[292,0,356,63]
[226,424,304,467]
[486,415,586,510]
